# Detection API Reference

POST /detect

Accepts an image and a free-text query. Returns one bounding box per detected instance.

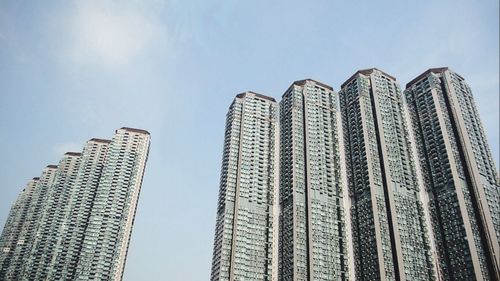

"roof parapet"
[236,91,276,102]
[405,67,451,88]
[282,79,334,98]
[293,79,334,91]
[341,68,396,89]
[119,127,150,135]
[89,138,112,144]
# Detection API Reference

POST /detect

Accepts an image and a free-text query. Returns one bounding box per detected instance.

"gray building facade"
[0,167,57,280]
[405,68,500,280]
[339,69,435,281]
[210,92,278,281]
[23,152,82,280]
[0,127,150,281]
[279,79,348,281]
[209,68,499,281]
[51,140,110,280]
[0,178,39,278]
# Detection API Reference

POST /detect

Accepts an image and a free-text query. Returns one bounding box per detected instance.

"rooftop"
[341,68,396,89]
[405,67,451,88]
[120,127,151,135]
[89,138,112,144]
[282,79,334,97]
[236,91,276,102]
[292,79,334,91]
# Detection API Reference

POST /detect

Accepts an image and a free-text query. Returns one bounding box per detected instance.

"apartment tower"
[23,152,82,280]
[405,68,500,280]
[0,178,38,278]
[0,127,150,281]
[0,167,57,280]
[208,68,499,281]
[339,69,434,281]
[210,92,278,281]
[50,140,110,280]
[279,79,348,281]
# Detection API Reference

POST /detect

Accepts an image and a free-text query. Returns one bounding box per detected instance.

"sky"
[0,0,498,280]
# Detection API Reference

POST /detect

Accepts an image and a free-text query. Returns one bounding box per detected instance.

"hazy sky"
[0,1,498,280]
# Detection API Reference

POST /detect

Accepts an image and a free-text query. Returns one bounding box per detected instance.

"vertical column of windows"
[0,179,38,280]
[75,129,150,281]
[4,166,57,279]
[404,69,499,280]
[212,93,277,281]
[23,153,82,280]
[54,140,110,280]
[280,80,347,281]
[342,69,435,281]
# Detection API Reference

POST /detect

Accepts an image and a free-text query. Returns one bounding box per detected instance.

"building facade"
[2,166,58,280]
[279,79,348,281]
[209,70,499,281]
[0,127,150,281]
[339,69,435,281]
[405,68,500,280]
[22,152,82,280]
[0,178,40,279]
[75,128,150,280]
[0,177,44,280]
[49,140,110,280]
[210,92,278,281]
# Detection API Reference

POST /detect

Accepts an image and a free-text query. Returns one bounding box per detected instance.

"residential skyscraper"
[279,79,348,281]
[75,128,150,280]
[209,69,498,281]
[210,92,278,281]
[339,69,434,281]
[22,152,82,280]
[0,178,40,279]
[0,177,40,280]
[50,139,111,280]
[2,166,58,280]
[0,127,150,281]
[405,68,500,280]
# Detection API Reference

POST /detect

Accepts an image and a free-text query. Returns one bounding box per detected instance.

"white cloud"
[69,0,166,67]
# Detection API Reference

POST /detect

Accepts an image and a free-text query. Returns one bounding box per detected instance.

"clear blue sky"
[0,1,498,280]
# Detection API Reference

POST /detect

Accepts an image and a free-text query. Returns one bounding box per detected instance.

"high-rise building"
[0,177,40,279]
[339,69,435,281]
[0,178,38,275]
[279,79,347,281]
[2,166,58,280]
[50,139,111,280]
[209,69,498,281]
[76,128,150,280]
[210,92,278,281]
[0,127,150,281]
[23,152,82,280]
[405,68,500,280]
